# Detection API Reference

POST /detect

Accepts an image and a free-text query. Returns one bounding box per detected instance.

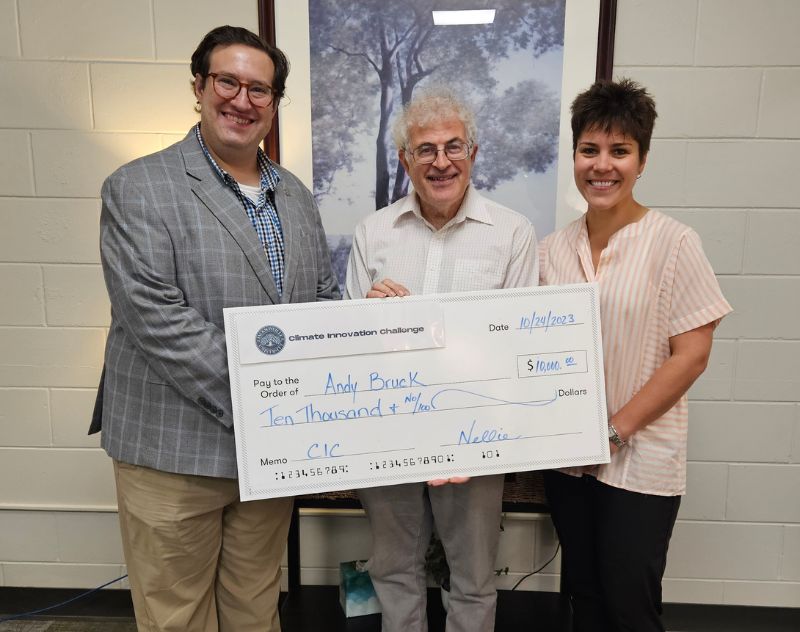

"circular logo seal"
[255,325,286,355]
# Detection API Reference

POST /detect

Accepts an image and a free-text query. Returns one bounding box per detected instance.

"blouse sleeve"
[668,229,733,337]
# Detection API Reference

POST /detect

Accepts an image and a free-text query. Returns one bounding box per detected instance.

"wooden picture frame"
[258,0,616,167]
[261,0,618,257]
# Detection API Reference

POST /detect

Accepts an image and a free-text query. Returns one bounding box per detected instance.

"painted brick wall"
[0,0,797,608]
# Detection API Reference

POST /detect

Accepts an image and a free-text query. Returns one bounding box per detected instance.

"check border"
[225,283,608,498]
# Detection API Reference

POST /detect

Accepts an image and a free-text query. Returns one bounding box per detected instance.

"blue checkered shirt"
[195,124,285,295]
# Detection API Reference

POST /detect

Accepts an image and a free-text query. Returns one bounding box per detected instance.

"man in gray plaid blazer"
[91,26,339,632]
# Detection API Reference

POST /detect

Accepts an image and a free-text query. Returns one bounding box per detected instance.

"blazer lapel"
[273,180,301,303]
[180,135,281,304]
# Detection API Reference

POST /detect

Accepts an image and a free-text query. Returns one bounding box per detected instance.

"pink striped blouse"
[539,210,732,496]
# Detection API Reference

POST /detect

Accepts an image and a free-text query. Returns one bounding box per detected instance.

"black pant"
[544,471,680,632]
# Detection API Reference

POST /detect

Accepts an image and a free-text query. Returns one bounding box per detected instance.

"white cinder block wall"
[613,0,800,608]
[0,0,261,590]
[0,0,798,608]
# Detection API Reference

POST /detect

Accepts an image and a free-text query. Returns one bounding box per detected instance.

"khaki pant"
[114,461,293,632]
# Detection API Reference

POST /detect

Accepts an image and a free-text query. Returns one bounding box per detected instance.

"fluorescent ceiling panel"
[432,10,496,25]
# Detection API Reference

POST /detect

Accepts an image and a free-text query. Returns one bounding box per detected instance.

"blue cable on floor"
[0,574,128,623]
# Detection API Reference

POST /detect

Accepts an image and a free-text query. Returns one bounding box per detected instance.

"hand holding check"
[367,278,411,299]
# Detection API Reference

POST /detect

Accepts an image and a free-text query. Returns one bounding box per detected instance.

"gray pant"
[358,474,504,632]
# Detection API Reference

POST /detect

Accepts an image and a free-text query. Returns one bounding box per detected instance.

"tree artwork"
[309,0,565,214]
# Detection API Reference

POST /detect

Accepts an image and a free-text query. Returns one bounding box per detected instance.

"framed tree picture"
[260,0,616,284]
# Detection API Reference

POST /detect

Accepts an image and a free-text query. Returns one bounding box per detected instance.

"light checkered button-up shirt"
[344,185,538,299]
[195,123,285,294]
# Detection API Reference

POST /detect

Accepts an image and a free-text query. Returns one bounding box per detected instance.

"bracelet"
[608,423,627,448]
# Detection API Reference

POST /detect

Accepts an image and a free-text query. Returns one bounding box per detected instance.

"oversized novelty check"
[224,283,609,500]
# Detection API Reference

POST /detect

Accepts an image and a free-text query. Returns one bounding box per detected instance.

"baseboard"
[0,586,134,619]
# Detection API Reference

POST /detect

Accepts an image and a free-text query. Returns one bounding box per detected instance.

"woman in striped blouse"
[539,79,731,631]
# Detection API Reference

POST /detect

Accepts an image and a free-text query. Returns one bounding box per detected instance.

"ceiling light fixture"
[432,9,496,26]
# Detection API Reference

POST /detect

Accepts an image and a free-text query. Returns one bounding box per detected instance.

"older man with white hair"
[345,86,538,632]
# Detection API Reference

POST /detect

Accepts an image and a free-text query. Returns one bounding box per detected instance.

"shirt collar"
[569,208,656,251]
[194,123,280,192]
[392,184,493,229]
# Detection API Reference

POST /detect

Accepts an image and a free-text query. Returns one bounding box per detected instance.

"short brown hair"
[570,78,657,157]
[190,25,289,103]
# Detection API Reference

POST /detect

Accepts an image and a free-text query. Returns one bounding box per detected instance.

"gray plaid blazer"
[91,130,339,478]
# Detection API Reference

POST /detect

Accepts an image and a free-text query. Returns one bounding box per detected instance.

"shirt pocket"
[451,257,505,292]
